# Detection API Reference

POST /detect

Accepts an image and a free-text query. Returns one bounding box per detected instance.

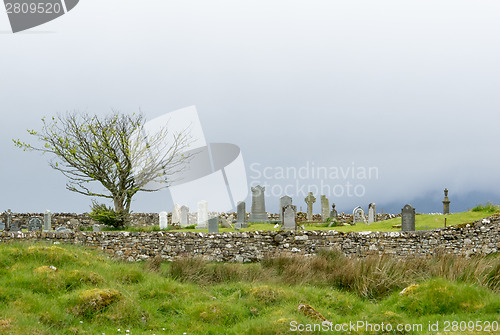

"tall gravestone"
[279,196,292,224]
[401,204,416,231]
[159,211,168,230]
[282,204,297,230]
[180,206,189,227]
[305,192,316,221]
[208,217,219,233]
[6,210,12,231]
[43,210,52,232]
[330,203,338,221]
[368,203,376,223]
[28,217,43,232]
[236,201,247,229]
[197,200,209,229]
[249,185,268,222]
[171,204,181,226]
[321,195,329,222]
[442,188,450,214]
[352,206,366,224]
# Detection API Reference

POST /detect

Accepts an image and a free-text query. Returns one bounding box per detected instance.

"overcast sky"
[1,0,499,215]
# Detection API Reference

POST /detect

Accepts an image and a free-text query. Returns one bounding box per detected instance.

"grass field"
[0,243,499,334]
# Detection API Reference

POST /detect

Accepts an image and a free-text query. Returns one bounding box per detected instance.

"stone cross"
[208,217,219,233]
[368,203,376,223]
[28,217,43,232]
[305,192,316,221]
[279,196,292,224]
[159,211,168,230]
[401,204,416,231]
[282,204,297,230]
[249,185,269,222]
[442,188,450,214]
[171,204,181,226]
[235,201,247,229]
[180,206,189,227]
[352,206,366,224]
[43,210,51,232]
[330,204,338,221]
[321,195,329,222]
[197,200,209,229]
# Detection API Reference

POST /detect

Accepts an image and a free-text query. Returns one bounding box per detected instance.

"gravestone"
[305,192,316,221]
[249,185,269,222]
[401,204,416,231]
[321,195,329,222]
[330,203,338,221]
[282,204,297,231]
[6,210,12,231]
[92,224,101,232]
[235,201,247,229]
[55,227,72,233]
[442,188,450,214]
[171,204,181,226]
[208,217,219,233]
[0,222,4,231]
[159,211,168,230]
[279,196,292,224]
[220,215,233,228]
[9,222,21,232]
[352,206,366,224]
[43,210,52,232]
[368,203,376,223]
[28,217,43,232]
[180,206,189,227]
[197,200,209,229]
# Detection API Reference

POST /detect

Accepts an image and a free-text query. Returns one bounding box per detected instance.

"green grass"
[0,243,499,334]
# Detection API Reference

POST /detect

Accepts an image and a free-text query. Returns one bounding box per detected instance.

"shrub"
[89,200,125,228]
[472,202,500,213]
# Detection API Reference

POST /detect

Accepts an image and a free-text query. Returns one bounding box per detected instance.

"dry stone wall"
[0,215,498,262]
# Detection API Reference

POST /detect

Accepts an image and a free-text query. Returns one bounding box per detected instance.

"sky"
[1,0,499,215]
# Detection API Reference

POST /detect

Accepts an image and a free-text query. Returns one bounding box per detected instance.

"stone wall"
[0,215,498,262]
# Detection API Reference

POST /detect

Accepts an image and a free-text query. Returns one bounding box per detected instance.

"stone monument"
[321,195,329,222]
[197,200,209,229]
[236,201,247,229]
[353,206,366,224]
[180,206,189,227]
[282,204,297,230]
[28,217,43,232]
[43,210,52,232]
[330,203,338,221]
[368,203,376,223]
[249,185,268,222]
[159,211,168,230]
[442,188,450,214]
[401,204,416,231]
[171,204,181,226]
[279,196,292,223]
[305,192,316,221]
[208,217,219,233]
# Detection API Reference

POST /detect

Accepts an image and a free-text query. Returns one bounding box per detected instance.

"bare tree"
[13,111,192,225]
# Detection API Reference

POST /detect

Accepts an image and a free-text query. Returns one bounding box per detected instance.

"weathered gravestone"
[305,192,316,221]
[279,196,292,224]
[0,222,4,231]
[180,206,189,227]
[249,185,268,222]
[330,203,338,221]
[235,201,247,229]
[401,204,416,231]
[92,224,101,232]
[28,217,43,232]
[43,209,52,232]
[368,203,376,223]
[159,211,168,230]
[220,215,233,229]
[442,188,450,214]
[55,227,72,233]
[197,200,209,229]
[321,195,329,222]
[6,210,12,231]
[171,204,181,226]
[282,204,297,230]
[9,222,21,232]
[353,206,366,224]
[208,217,219,233]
